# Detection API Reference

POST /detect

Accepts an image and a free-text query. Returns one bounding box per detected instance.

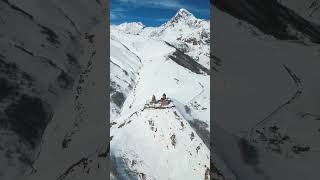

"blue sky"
[110,0,210,26]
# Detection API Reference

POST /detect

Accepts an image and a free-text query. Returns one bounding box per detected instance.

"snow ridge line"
[117,40,143,64]
[187,82,205,104]
[55,144,107,180]
[115,104,177,129]
[127,75,141,110]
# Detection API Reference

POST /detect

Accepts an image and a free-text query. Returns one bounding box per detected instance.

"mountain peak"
[135,21,145,27]
[175,8,193,18]
[164,8,195,25]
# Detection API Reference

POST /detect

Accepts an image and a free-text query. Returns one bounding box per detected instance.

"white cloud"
[110,12,118,20]
[110,7,126,20]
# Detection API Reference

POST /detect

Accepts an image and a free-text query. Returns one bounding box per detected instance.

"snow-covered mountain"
[0,1,108,179]
[110,8,229,180]
[212,0,320,180]
[111,22,145,35]
[145,8,210,67]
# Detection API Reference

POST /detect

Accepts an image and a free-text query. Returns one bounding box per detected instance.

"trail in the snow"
[188,82,205,104]
[248,64,304,140]
[126,75,141,110]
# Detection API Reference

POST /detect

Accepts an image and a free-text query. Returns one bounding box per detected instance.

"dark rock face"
[111,91,126,109]
[189,119,210,148]
[213,0,320,43]
[165,42,210,75]
[39,24,61,46]
[4,95,52,148]
[0,78,15,101]
[237,138,259,166]
[57,71,74,89]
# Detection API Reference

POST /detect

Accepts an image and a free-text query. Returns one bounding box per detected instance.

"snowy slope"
[109,8,231,180]
[28,19,108,180]
[111,103,209,180]
[110,35,142,120]
[279,0,320,25]
[0,0,108,179]
[212,1,320,180]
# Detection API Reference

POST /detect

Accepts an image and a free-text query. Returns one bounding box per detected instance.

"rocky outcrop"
[213,0,320,43]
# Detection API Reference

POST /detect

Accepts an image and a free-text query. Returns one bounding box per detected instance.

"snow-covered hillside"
[111,103,209,180]
[110,8,229,180]
[212,0,320,180]
[0,1,108,179]
[110,34,142,120]
[111,22,145,35]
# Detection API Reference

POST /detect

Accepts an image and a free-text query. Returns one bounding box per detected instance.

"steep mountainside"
[0,1,107,179]
[214,0,320,43]
[212,1,320,180]
[110,34,142,120]
[111,103,209,180]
